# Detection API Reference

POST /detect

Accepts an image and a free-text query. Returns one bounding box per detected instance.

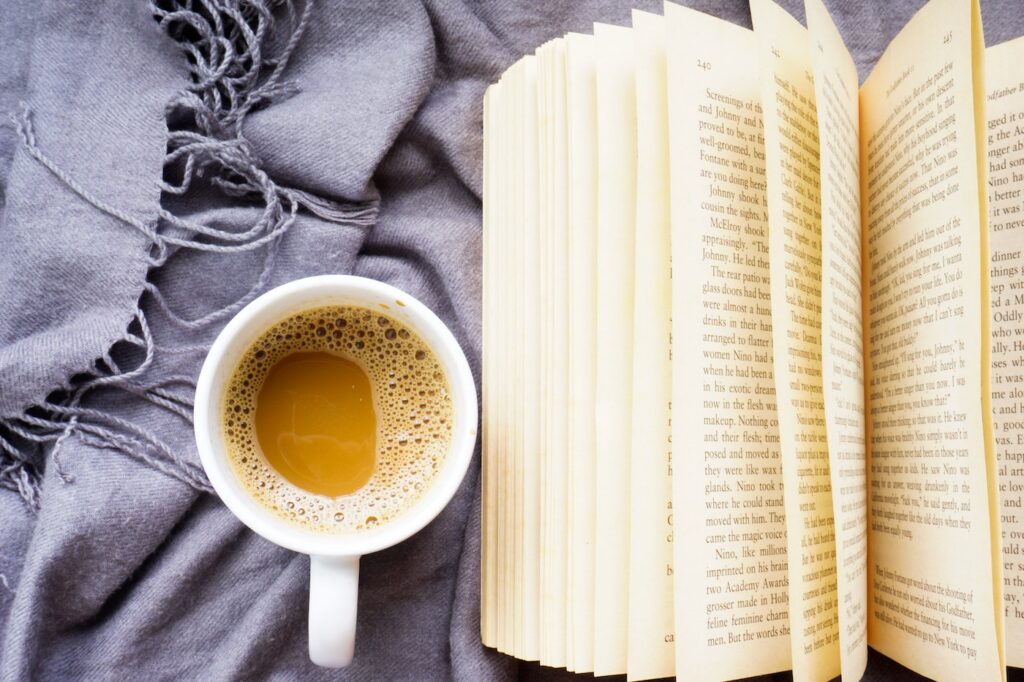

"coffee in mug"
[222,305,453,533]
[194,275,477,667]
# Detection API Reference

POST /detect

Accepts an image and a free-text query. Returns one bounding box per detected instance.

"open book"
[480,0,1024,679]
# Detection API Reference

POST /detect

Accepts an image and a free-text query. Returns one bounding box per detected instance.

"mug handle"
[309,554,360,667]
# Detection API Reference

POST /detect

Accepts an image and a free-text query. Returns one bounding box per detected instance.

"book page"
[516,55,541,662]
[536,38,552,663]
[501,61,523,657]
[665,4,791,681]
[565,32,597,674]
[524,52,542,663]
[497,66,516,657]
[540,37,570,670]
[536,42,552,665]
[481,81,497,651]
[555,38,572,670]
[751,3,840,679]
[987,35,1024,668]
[804,0,869,678]
[551,41,573,669]
[592,21,637,677]
[626,10,674,681]
[859,0,1003,677]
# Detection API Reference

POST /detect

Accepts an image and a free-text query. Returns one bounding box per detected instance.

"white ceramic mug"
[193,275,478,667]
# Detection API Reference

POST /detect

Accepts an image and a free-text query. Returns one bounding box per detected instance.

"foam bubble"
[222,305,454,534]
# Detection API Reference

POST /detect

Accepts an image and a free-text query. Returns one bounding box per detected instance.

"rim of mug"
[193,275,478,557]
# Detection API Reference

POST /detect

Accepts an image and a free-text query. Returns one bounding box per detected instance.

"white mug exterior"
[193,275,478,667]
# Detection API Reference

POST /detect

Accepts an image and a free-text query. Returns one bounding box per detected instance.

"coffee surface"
[255,351,377,497]
[223,305,453,533]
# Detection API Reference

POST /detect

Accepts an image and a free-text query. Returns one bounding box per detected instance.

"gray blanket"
[0,0,1020,679]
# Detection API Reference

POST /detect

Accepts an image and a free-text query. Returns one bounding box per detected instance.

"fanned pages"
[479,0,1021,679]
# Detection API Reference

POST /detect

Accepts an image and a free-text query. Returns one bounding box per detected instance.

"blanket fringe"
[1,0,379,511]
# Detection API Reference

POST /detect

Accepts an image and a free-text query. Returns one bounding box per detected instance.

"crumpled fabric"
[0,0,1020,679]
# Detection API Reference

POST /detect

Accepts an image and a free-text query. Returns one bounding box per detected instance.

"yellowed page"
[803,0,869,678]
[493,62,516,657]
[972,0,1006,670]
[496,60,519,657]
[750,2,840,679]
[519,53,541,663]
[565,31,597,675]
[549,39,572,670]
[859,0,1002,677]
[626,10,674,681]
[535,41,552,666]
[508,57,533,660]
[538,37,570,669]
[554,37,572,671]
[592,21,636,677]
[987,35,1024,669]
[665,4,790,680]
[496,67,514,657]
[508,59,525,658]
[481,81,496,651]
[496,70,512,654]
[970,5,1003,667]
